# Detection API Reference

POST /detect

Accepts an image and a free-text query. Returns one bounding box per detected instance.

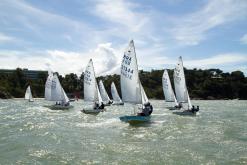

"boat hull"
[45,105,73,110]
[119,115,151,124]
[112,102,124,105]
[167,106,181,110]
[173,110,197,116]
[81,108,102,115]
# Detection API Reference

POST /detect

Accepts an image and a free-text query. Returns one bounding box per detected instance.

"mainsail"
[111,82,122,103]
[25,86,33,101]
[174,56,188,103]
[98,80,111,103]
[120,40,142,104]
[162,69,178,105]
[84,59,102,104]
[45,73,53,101]
[174,56,192,109]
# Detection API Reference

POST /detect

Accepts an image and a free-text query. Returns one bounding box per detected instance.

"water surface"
[0,99,246,164]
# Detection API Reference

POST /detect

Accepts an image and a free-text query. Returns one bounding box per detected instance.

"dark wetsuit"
[138,103,153,116]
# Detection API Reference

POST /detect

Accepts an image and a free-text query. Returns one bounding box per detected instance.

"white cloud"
[0,33,14,43]
[183,53,247,67]
[0,43,122,76]
[171,0,247,45]
[240,34,247,45]
[94,0,148,32]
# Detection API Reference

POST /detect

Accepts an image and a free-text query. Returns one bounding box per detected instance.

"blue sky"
[0,0,247,75]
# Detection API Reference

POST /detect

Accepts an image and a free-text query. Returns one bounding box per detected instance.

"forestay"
[120,40,142,104]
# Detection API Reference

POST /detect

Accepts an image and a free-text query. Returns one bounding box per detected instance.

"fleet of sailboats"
[20,39,199,122]
[81,59,105,114]
[24,85,34,102]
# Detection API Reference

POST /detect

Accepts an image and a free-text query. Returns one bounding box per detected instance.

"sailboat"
[99,80,112,106]
[173,56,199,115]
[162,69,180,110]
[111,82,124,105]
[44,72,72,110]
[81,59,105,114]
[24,85,34,102]
[119,40,153,124]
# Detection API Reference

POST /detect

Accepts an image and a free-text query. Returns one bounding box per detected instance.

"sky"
[0,0,247,76]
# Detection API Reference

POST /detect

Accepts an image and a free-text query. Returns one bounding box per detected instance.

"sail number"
[163,78,168,89]
[121,54,133,80]
[84,70,92,85]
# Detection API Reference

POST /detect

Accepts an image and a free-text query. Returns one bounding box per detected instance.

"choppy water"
[0,99,246,164]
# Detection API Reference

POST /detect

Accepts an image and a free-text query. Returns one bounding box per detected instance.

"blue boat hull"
[119,115,151,124]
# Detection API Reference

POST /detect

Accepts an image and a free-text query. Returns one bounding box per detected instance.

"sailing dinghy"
[111,82,124,105]
[162,69,180,110]
[81,59,105,114]
[173,56,199,115]
[44,72,72,110]
[25,85,34,102]
[99,80,112,106]
[119,40,153,124]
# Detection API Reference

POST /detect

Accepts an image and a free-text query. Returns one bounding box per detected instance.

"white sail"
[45,73,53,100]
[98,80,110,102]
[61,88,70,103]
[162,69,178,106]
[84,59,102,104]
[120,40,142,104]
[45,73,69,103]
[50,74,64,101]
[111,82,122,103]
[140,83,149,105]
[25,86,33,101]
[187,90,192,109]
[96,83,103,104]
[174,56,188,103]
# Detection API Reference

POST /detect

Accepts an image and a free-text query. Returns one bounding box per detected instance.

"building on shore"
[0,68,48,80]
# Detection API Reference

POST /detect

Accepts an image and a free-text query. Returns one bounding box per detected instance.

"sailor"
[108,100,113,104]
[94,103,99,109]
[138,102,153,116]
[175,102,182,109]
[99,103,104,109]
[196,106,200,112]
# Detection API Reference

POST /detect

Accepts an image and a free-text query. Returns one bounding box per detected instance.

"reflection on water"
[0,99,246,164]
